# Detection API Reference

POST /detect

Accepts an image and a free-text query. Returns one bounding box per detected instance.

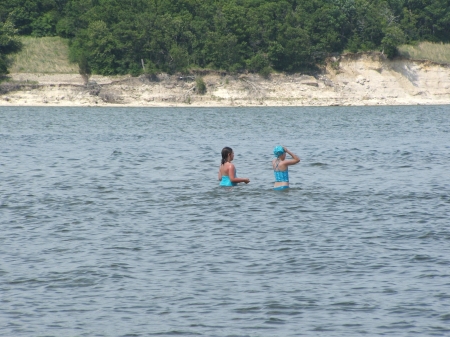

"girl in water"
[272,146,300,190]
[218,147,250,186]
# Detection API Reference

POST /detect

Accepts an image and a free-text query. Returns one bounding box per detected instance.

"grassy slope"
[9,37,450,75]
[9,36,78,74]
[397,42,450,64]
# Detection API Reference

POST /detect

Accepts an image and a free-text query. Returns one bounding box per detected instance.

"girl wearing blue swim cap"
[272,146,300,190]
[218,147,250,186]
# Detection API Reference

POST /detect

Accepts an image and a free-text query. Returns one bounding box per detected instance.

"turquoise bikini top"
[274,160,289,182]
[220,167,237,186]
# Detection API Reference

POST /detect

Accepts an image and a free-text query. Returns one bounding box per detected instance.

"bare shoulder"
[278,160,288,169]
[221,162,234,172]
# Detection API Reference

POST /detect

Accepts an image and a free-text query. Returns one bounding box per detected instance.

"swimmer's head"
[221,147,234,164]
[273,145,285,158]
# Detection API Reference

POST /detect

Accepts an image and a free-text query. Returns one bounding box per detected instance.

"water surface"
[1,106,450,336]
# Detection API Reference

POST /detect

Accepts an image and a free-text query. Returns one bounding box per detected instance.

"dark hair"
[221,147,233,165]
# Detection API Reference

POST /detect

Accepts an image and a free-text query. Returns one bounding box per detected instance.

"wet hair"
[221,147,233,165]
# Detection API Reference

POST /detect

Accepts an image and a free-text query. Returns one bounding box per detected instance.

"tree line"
[1,0,450,76]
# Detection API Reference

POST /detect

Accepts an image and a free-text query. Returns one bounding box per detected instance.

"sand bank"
[1,53,450,107]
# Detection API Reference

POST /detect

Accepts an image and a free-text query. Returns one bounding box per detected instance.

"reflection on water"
[1,106,450,336]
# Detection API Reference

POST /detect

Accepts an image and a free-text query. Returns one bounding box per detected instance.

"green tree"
[70,20,118,75]
[381,25,405,58]
[0,19,22,76]
[31,11,58,36]
[6,0,450,75]
[204,32,243,71]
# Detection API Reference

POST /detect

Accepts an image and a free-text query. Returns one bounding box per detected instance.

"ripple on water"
[1,106,450,336]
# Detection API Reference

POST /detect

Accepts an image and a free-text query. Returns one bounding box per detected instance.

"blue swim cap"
[273,145,285,157]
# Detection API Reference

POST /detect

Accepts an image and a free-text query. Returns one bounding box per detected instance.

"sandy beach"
[2,53,450,107]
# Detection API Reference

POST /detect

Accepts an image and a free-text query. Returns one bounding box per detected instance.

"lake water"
[1,105,450,336]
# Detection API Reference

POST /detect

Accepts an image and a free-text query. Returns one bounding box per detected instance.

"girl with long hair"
[218,147,250,186]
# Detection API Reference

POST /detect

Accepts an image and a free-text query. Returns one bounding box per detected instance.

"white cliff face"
[325,53,450,105]
[2,53,450,106]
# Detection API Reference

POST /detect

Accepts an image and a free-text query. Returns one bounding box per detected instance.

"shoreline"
[2,54,450,107]
[2,100,449,108]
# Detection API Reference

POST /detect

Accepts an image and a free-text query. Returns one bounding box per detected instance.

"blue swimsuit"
[274,160,289,190]
[220,168,237,187]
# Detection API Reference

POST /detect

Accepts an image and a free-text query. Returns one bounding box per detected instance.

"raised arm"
[283,147,300,166]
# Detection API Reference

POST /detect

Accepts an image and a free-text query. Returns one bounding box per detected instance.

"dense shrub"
[0,19,22,75]
[2,0,450,75]
[195,77,206,95]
